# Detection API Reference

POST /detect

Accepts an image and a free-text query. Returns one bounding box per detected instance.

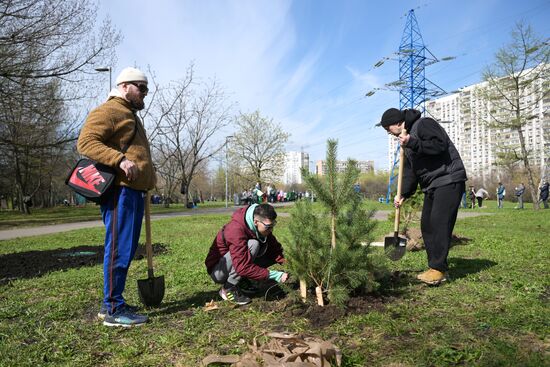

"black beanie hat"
[378,108,404,128]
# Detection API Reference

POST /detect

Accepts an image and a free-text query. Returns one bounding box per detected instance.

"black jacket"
[401,109,467,198]
[540,183,549,201]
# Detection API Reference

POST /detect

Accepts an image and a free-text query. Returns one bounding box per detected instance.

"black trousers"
[477,197,483,208]
[421,181,465,272]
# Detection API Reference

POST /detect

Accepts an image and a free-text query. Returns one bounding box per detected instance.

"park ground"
[0,200,548,366]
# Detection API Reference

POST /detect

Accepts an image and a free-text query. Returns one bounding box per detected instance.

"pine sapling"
[285,139,385,306]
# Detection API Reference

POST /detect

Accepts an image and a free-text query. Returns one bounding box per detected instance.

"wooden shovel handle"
[394,128,407,233]
[145,191,154,278]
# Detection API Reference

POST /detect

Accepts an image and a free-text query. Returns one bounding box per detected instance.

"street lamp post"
[95,67,112,93]
[225,135,234,208]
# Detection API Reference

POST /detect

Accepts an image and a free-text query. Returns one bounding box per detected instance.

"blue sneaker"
[97,303,139,320]
[102,306,148,327]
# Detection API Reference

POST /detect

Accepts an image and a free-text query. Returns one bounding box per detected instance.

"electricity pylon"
[384,9,448,203]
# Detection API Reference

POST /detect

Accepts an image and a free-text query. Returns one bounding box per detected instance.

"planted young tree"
[285,139,385,306]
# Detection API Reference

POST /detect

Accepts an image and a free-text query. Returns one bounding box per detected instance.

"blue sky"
[97,0,549,170]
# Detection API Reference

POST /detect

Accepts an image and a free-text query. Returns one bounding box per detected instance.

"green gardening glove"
[268,270,288,283]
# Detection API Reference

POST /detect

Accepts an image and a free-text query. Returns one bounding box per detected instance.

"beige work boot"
[416,268,448,285]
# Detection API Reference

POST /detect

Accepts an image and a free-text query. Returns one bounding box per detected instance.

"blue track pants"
[100,186,144,314]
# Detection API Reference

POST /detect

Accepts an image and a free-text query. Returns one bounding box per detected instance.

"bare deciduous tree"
[0,78,69,213]
[151,66,234,207]
[230,110,290,187]
[152,150,182,206]
[480,22,549,210]
[0,0,120,84]
[0,0,120,212]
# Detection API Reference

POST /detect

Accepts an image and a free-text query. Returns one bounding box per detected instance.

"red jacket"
[205,206,285,280]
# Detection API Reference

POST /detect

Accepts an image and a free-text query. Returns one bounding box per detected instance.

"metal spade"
[137,192,165,307]
[384,128,407,261]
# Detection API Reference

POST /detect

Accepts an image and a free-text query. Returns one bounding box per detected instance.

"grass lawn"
[0,205,548,366]
[0,201,229,230]
[0,199,388,230]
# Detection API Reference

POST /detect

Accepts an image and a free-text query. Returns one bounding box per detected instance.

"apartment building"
[282,151,310,185]
[388,66,549,184]
[315,159,374,176]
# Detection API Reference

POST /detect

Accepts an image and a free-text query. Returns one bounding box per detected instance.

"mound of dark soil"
[255,274,403,329]
[270,293,393,328]
[382,229,472,251]
[0,243,168,284]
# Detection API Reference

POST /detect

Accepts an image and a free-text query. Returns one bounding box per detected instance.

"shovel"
[384,128,408,261]
[137,192,165,307]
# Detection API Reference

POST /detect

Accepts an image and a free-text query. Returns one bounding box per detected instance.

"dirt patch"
[346,294,389,314]
[278,294,393,328]
[304,304,346,328]
[381,229,471,252]
[255,274,404,329]
[0,243,168,285]
[405,228,423,251]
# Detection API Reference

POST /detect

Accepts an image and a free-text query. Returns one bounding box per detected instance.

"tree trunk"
[516,115,539,210]
[300,279,307,302]
[330,214,336,249]
[315,286,324,306]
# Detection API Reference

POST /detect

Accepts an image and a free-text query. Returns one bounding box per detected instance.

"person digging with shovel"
[78,67,156,326]
[205,203,288,305]
[378,108,467,285]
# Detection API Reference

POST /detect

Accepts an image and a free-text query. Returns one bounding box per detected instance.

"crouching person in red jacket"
[205,203,288,305]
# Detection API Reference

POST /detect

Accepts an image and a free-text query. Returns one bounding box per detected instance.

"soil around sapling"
[251,271,406,329]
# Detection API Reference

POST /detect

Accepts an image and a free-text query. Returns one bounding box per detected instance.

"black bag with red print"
[66,125,137,203]
[65,159,117,203]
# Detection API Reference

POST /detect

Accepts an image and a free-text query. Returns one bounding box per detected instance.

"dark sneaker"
[239,278,260,295]
[97,303,139,320]
[219,286,251,305]
[102,308,148,327]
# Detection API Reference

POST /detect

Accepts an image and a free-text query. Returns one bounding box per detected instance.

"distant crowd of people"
[237,182,314,205]
[462,180,548,209]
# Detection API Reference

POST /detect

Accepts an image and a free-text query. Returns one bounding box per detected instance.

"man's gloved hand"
[268,270,289,283]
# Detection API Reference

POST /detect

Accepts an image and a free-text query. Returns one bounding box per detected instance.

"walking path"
[0,205,491,241]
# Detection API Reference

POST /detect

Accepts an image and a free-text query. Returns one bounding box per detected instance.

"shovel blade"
[137,275,165,307]
[384,235,407,261]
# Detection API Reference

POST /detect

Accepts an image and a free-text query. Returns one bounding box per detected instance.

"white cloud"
[345,65,384,91]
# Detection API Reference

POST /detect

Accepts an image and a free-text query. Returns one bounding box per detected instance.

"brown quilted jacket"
[77,97,155,191]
